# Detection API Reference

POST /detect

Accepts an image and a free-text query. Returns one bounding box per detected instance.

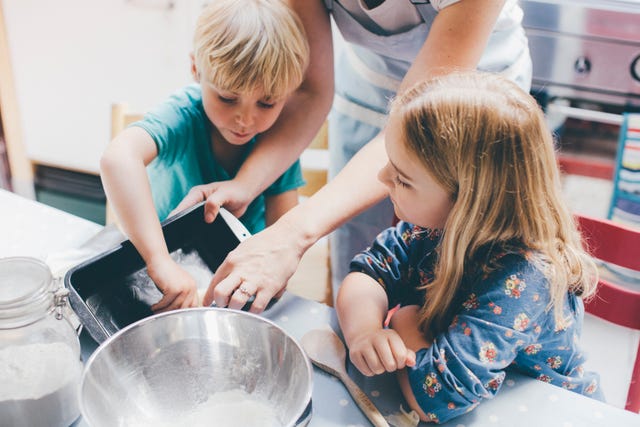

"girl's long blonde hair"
[391,71,598,334]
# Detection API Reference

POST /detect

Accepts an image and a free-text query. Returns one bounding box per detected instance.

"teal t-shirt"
[132,84,304,234]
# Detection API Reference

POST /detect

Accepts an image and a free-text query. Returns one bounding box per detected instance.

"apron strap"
[409,0,437,23]
[327,1,434,18]
[327,1,435,22]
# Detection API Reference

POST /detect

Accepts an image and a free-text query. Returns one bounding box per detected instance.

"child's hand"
[170,180,254,223]
[347,329,416,377]
[147,258,200,312]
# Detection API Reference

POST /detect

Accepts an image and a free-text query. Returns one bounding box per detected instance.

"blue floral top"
[349,221,603,424]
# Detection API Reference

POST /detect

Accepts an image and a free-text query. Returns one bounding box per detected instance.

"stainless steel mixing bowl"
[79,308,313,427]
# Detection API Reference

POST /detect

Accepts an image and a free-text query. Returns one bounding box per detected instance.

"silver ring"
[237,286,252,297]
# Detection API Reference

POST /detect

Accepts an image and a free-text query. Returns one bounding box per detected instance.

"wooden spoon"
[301,328,390,427]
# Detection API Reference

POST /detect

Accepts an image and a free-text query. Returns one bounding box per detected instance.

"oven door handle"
[546,102,623,125]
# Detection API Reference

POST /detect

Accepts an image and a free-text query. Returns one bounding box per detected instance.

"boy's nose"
[236,109,254,127]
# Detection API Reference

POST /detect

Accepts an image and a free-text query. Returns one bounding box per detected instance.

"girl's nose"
[378,163,392,187]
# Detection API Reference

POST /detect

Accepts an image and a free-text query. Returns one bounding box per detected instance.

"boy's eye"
[218,95,236,104]
[258,101,275,109]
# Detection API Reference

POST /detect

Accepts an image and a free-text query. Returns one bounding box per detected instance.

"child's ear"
[190,53,200,82]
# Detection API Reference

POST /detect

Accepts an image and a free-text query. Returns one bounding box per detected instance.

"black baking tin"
[64,203,249,343]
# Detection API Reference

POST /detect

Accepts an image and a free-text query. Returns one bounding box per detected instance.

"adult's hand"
[202,216,306,313]
[170,179,254,223]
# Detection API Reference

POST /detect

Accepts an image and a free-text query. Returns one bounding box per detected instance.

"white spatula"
[301,328,390,427]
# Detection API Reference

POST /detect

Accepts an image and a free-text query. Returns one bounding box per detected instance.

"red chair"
[576,213,640,412]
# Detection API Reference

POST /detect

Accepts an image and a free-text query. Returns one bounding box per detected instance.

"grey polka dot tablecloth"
[3,189,640,427]
[260,293,640,427]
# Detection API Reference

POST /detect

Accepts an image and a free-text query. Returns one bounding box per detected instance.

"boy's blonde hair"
[193,0,309,99]
[391,71,598,333]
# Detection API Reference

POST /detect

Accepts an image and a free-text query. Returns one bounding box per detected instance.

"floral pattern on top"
[350,221,603,424]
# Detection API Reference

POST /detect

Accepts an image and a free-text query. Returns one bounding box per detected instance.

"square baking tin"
[64,203,250,343]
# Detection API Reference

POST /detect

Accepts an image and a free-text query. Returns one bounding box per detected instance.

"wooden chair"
[105,103,144,225]
[576,213,640,412]
[110,103,144,142]
[299,120,329,197]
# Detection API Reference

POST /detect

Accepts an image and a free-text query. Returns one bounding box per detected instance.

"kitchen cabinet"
[1,0,203,178]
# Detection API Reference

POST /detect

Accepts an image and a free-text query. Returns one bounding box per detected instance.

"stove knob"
[574,56,591,75]
[632,55,640,83]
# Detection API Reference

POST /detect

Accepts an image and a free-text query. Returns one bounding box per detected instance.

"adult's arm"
[173,0,335,222]
[212,136,389,311]
[401,0,505,91]
[207,0,507,312]
[264,190,299,227]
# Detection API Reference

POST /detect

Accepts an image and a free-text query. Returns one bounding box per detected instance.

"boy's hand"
[170,180,254,223]
[148,258,200,312]
[347,329,416,377]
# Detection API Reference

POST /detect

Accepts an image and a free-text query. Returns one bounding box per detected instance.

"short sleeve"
[132,85,207,165]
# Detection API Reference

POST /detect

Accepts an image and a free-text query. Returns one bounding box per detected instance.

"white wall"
[3,0,204,174]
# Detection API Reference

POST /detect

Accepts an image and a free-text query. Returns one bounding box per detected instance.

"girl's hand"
[148,257,200,312]
[347,329,416,377]
[170,180,254,223]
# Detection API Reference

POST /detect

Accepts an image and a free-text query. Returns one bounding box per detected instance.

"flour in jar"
[126,389,283,427]
[0,342,82,427]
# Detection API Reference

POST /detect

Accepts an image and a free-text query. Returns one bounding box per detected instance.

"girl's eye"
[394,175,410,188]
[218,95,236,104]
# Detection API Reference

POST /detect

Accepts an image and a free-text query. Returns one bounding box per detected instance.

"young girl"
[336,71,603,424]
[100,0,309,313]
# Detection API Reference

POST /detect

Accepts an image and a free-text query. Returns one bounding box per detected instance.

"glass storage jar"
[0,257,83,427]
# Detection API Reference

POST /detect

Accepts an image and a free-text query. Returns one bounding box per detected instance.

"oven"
[521,0,640,178]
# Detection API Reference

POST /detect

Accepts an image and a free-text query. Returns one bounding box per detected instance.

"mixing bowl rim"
[79,307,314,427]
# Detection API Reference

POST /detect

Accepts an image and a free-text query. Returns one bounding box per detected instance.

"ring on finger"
[237,286,253,298]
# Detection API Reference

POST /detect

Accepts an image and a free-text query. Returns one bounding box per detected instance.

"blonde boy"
[100,0,309,312]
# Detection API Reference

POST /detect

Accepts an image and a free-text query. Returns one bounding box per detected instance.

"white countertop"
[0,189,102,261]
